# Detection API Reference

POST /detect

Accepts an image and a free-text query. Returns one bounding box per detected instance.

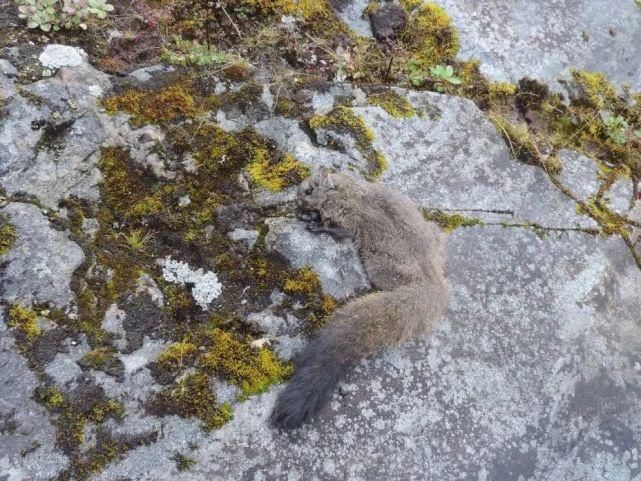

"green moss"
[200,329,292,397]
[153,372,233,431]
[569,69,618,110]
[400,1,459,69]
[283,266,321,295]
[310,105,387,179]
[102,84,198,125]
[60,440,123,481]
[0,216,17,256]
[34,385,65,409]
[248,152,310,192]
[367,91,415,118]
[274,96,300,118]
[172,452,196,471]
[422,209,481,233]
[98,147,156,219]
[79,348,114,370]
[577,198,630,237]
[7,304,41,340]
[57,407,87,452]
[78,348,124,378]
[156,341,199,375]
[88,399,126,423]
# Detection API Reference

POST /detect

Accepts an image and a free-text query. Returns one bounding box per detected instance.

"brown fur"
[271,168,449,429]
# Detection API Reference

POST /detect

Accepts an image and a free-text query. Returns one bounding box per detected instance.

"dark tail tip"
[270,355,345,430]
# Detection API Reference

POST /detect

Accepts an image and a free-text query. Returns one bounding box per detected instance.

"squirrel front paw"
[296,209,321,222]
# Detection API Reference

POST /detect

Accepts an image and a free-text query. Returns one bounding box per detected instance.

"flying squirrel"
[271,167,450,429]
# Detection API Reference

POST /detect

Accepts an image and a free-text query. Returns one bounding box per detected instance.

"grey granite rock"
[358,90,596,228]
[93,224,641,481]
[255,116,358,171]
[264,217,370,299]
[333,0,373,37]
[0,62,110,209]
[0,203,84,308]
[0,310,69,479]
[436,0,641,90]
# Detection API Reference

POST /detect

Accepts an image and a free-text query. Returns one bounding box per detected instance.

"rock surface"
[96,225,641,481]
[0,202,84,308]
[264,217,370,299]
[1,32,640,481]
[0,309,69,479]
[437,0,641,89]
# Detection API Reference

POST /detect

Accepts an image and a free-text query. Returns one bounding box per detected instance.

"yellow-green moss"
[0,218,17,256]
[102,84,198,125]
[156,341,199,373]
[248,152,310,192]
[200,329,292,397]
[367,91,416,118]
[57,408,87,451]
[61,440,123,480]
[79,348,116,370]
[7,304,41,340]
[321,294,336,315]
[400,1,459,68]
[577,198,630,237]
[422,209,481,233]
[154,372,233,431]
[569,69,618,110]
[88,399,126,423]
[34,385,65,409]
[310,105,387,179]
[283,266,321,295]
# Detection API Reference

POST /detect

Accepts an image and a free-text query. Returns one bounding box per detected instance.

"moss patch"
[400,1,459,69]
[78,348,124,378]
[151,373,233,431]
[34,385,65,409]
[248,152,310,192]
[154,341,199,379]
[422,209,481,233]
[283,266,321,295]
[310,105,387,179]
[200,329,292,397]
[0,216,17,256]
[7,304,41,340]
[367,91,415,118]
[102,84,198,126]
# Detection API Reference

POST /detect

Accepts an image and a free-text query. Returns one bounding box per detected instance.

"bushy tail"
[271,282,446,429]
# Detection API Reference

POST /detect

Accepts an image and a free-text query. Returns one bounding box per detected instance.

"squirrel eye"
[304,186,313,195]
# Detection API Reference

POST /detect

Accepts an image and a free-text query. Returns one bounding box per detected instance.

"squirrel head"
[296,167,339,211]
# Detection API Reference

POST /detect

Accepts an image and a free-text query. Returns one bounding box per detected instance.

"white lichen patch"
[160,257,222,309]
[39,44,86,69]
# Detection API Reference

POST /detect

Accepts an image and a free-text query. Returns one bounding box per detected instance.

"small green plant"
[407,61,461,89]
[429,64,462,85]
[16,0,114,32]
[161,36,242,67]
[603,114,630,145]
[172,452,196,472]
[119,229,154,251]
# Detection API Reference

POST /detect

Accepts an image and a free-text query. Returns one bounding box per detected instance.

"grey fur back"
[271,169,449,429]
